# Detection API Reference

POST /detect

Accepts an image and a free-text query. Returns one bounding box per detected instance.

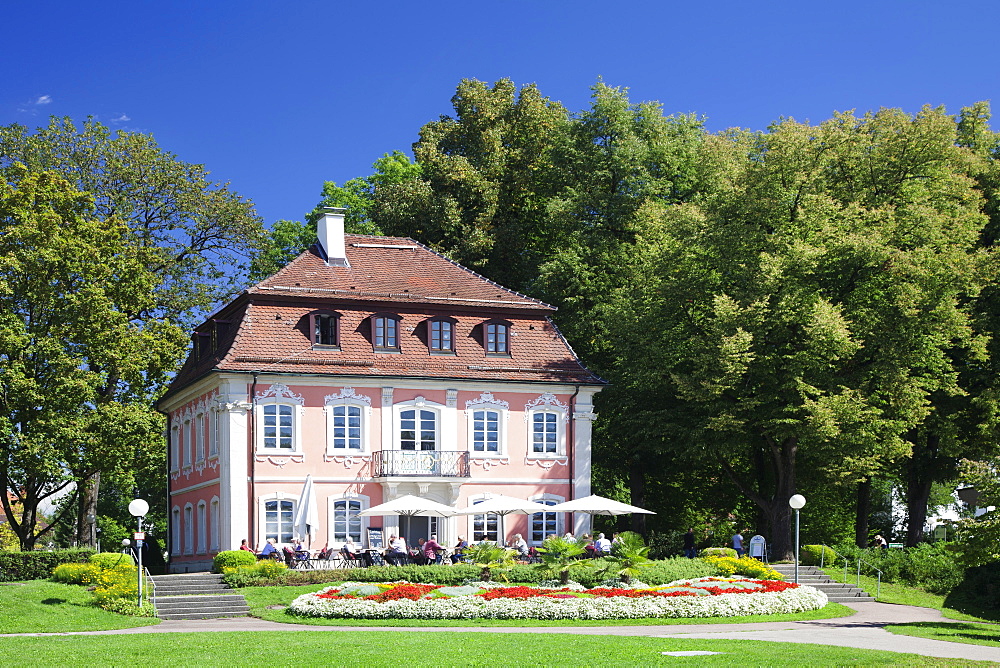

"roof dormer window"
[311,311,340,348]
[484,321,511,356]
[429,318,455,354]
[372,314,400,352]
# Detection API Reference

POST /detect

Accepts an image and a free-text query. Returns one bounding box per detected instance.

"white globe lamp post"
[128,499,149,607]
[788,494,806,583]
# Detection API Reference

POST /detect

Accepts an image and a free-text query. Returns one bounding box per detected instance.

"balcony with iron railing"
[372,450,470,478]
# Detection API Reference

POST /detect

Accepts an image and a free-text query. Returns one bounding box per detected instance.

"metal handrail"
[816,544,882,600]
[143,567,156,613]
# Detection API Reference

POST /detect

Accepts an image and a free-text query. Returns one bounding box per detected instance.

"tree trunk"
[904,433,940,547]
[628,457,647,536]
[81,472,100,549]
[855,479,871,548]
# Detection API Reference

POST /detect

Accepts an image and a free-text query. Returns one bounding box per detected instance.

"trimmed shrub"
[90,552,135,569]
[213,550,256,573]
[944,562,1000,621]
[703,555,783,580]
[800,545,840,567]
[830,542,963,595]
[0,548,95,582]
[700,547,737,558]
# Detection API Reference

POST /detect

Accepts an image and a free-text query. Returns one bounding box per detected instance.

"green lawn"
[887,622,1000,648]
[241,581,855,627]
[0,631,989,666]
[0,581,158,633]
[819,569,999,623]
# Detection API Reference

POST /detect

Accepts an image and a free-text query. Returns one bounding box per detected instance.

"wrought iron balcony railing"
[372,450,470,478]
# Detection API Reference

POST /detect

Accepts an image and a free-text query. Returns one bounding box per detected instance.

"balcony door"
[399,408,438,475]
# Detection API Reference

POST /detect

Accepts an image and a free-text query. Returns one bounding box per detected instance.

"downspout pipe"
[249,371,259,548]
[568,384,581,533]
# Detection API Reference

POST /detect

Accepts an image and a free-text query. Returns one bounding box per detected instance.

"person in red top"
[423,534,444,564]
[239,539,254,553]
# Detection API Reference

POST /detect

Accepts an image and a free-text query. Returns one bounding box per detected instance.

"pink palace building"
[159,208,605,571]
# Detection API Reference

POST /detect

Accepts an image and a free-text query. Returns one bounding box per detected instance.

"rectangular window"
[531,500,560,545]
[208,409,218,457]
[170,426,180,470]
[374,317,398,349]
[183,421,192,466]
[332,405,362,449]
[430,320,453,352]
[473,501,499,543]
[171,508,180,555]
[315,314,338,345]
[473,409,499,452]
[400,409,436,451]
[331,499,363,544]
[183,506,194,555]
[486,323,508,354]
[197,503,207,554]
[265,499,294,544]
[263,405,294,449]
[532,412,558,453]
[195,413,205,462]
[210,500,220,552]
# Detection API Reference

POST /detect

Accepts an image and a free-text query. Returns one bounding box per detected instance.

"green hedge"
[830,542,963,595]
[800,545,840,567]
[0,548,95,582]
[223,557,719,589]
[213,550,257,572]
[90,552,136,569]
[700,547,737,558]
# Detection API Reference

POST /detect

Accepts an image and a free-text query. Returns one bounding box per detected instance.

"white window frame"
[182,419,193,468]
[208,407,218,458]
[170,425,180,472]
[468,494,502,543]
[210,497,220,552]
[465,403,507,456]
[195,412,206,463]
[327,493,370,548]
[525,396,569,458]
[197,500,207,554]
[255,395,304,454]
[183,503,194,555]
[171,506,181,555]
[529,494,565,547]
[325,391,371,455]
[258,492,298,545]
[394,398,443,452]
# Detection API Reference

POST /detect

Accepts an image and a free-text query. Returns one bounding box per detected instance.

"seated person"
[423,534,444,564]
[282,545,296,567]
[594,532,612,556]
[258,538,279,560]
[384,535,408,566]
[293,539,310,560]
[412,539,429,565]
[450,535,469,564]
[510,533,529,558]
[340,538,359,561]
[316,542,331,560]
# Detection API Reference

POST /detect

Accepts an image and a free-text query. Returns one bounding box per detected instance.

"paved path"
[5,601,999,663]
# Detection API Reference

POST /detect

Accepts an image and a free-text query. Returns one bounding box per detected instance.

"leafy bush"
[0,548,95,582]
[830,542,963,595]
[944,561,1000,620]
[703,555,783,580]
[51,562,102,585]
[700,547,737,558]
[213,550,256,572]
[221,560,289,587]
[90,552,135,569]
[91,564,139,609]
[97,598,157,617]
[800,545,840,567]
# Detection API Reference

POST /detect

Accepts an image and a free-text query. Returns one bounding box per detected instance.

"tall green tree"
[0,167,186,550]
[633,106,993,558]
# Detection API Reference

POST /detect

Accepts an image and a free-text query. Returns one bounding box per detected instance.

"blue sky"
[4,1,998,228]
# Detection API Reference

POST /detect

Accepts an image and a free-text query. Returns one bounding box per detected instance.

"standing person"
[683,528,696,559]
[732,530,745,557]
[239,539,254,553]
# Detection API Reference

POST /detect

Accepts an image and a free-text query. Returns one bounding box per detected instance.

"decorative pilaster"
[573,390,597,536]
[380,388,394,453]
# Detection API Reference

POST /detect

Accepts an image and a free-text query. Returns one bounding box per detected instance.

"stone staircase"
[769,564,874,602]
[149,573,250,620]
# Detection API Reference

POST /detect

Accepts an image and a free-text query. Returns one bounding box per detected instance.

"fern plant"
[535,535,592,585]
[602,531,653,584]
[465,541,516,581]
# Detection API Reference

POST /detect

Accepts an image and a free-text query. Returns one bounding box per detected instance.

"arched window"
[210,497,220,552]
[197,501,207,554]
[183,504,194,555]
[171,506,181,555]
[195,412,205,463]
[529,495,565,546]
[328,494,370,547]
[399,408,437,451]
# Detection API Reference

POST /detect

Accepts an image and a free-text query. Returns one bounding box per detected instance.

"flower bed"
[287,577,827,620]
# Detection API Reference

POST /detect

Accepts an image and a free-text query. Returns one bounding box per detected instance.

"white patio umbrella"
[547,494,656,516]
[455,494,551,516]
[293,474,319,546]
[359,494,458,544]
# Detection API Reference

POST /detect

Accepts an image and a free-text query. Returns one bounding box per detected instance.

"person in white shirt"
[385,535,407,565]
[595,533,612,555]
[511,533,529,557]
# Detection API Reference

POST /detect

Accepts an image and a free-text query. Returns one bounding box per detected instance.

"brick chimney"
[316,207,349,267]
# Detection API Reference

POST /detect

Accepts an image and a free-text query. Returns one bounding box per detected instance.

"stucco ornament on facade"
[324,387,373,406]
[255,454,305,468]
[523,393,569,422]
[257,383,306,415]
[465,391,510,411]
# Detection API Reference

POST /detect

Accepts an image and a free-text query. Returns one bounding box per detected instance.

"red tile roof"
[163,239,604,398]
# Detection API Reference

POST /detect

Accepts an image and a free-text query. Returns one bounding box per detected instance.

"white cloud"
[35,95,52,105]
[111,113,131,122]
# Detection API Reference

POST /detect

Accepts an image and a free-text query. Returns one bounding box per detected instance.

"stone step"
[155,595,248,606]
[150,572,249,619]
[153,586,233,596]
[157,606,252,620]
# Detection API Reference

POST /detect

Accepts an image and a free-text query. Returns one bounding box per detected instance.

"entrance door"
[401,516,431,551]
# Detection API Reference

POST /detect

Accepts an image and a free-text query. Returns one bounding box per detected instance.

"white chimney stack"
[316,207,349,267]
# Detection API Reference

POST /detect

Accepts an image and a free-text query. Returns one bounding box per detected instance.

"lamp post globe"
[128,498,149,608]
[788,494,806,583]
[128,499,149,518]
